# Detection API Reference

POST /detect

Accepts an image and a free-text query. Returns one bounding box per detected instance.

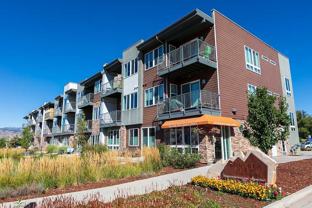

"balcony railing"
[44,111,54,120]
[54,107,62,117]
[62,124,75,133]
[35,128,41,136]
[100,110,121,127]
[101,77,122,97]
[43,127,52,136]
[52,126,61,134]
[157,38,216,75]
[36,114,43,122]
[157,90,220,118]
[64,102,76,113]
[78,93,94,108]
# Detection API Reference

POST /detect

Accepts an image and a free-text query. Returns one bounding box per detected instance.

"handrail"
[100,110,121,124]
[78,93,94,107]
[102,76,123,95]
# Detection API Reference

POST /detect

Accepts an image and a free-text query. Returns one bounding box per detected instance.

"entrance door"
[222,126,232,160]
[181,81,200,108]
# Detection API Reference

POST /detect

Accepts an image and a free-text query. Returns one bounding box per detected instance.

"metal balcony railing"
[101,77,122,96]
[157,38,216,75]
[64,102,76,113]
[45,111,54,120]
[157,90,220,117]
[100,110,121,126]
[54,107,62,117]
[78,93,94,108]
[36,114,43,122]
[62,124,75,133]
[43,127,52,136]
[52,126,61,134]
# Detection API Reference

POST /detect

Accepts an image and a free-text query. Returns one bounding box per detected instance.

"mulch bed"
[0,164,205,203]
[276,159,312,194]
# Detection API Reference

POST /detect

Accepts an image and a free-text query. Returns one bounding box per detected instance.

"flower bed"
[192,176,284,201]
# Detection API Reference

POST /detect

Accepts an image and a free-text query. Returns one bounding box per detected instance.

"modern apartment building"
[24,9,299,161]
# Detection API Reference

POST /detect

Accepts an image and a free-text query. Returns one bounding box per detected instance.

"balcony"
[100,110,121,127]
[52,126,61,134]
[62,124,75,134]
[84,120,93,133]
[35,128,41,137]
[157,39,217,77]
[78,93,94,108]
[36,114,43,122]
[44,110,54,121]
[43,127,52,137]
[54,107,62,117]
[101,78,122,97]
[157,90,220,120]
[64,102,76,113]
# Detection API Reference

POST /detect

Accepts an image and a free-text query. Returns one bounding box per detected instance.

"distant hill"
[0,127,22,139]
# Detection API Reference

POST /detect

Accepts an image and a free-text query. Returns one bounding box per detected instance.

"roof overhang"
[80,72,102,86]
[161,115,240,129]
[42,102,54,109]
[103,59,122,74]
[137,9,214,52]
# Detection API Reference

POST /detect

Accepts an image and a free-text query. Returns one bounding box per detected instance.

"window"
[144,45,164,70]
[94,80,101,94]
[170,84,178,97]
[247,84,257,94]
[244,46,261,74]
[129,128,139,146]
[124,58,138,78]
[89,135,100,145]
[270,59,277,66]
[123,92,138,110]
[261,55,269,62]
[289,112,295,127]
[167,126,199,153]
[142,127,156,147]
[144,84,164,107]
[92,107,100,120]
[108,130,120,150]
[285,77,291,95]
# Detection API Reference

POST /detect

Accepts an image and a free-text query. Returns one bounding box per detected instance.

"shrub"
[158,146,200,169]
[192,176,284,201]
[46,145,58,154]
[81,144,108,155]
[58,146,68,154]
[0,138,6,148]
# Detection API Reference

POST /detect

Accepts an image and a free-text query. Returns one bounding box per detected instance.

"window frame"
[144,84,165,107]
[124,58,138,78]
[244,45,261,74]
[107,129,120,150]
[94,80,102,94]
[129,128,139,147]
[247,83,257,94]
[144,45,164,70]
[142,127,156,147]
[284,77,291,96]
[289,112,295,127]
[123,92,138,111]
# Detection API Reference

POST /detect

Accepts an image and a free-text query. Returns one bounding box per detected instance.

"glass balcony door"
[181,80,200,108]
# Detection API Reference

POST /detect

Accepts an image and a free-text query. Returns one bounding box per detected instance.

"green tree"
[8,135,21,148]
[20,127,33,151]
[296,110,312,141]
[243,87,291,154]
[75,112,89,148]
[0,138,7,148]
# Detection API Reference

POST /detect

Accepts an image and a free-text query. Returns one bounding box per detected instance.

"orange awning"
[161,115,240,129]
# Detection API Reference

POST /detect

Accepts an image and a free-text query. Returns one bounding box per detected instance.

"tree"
[75,112,89,147]
[0,138,7,148]
[20,127,33,151]
[242,87,291,154]
[8,135,21,148]
[296,110,312,141]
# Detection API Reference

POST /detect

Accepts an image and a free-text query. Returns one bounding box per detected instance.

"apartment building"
[24,9,299,162]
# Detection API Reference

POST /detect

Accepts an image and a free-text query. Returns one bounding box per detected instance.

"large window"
[144,84,164,107]
[289,112,295,126]
[247,84,257,94]
[92,107,100,120]
[244,46,261,74]
[144,45,164,70]
[129,128,139,146]
[108,130,120,150]
[124,58,138,78]
[94,80,101,94]
[285,77,291,95]
[123,92,138,110]
[142,127,156,147]
[167,126,199,153]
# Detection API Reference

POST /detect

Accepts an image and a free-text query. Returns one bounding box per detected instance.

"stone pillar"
[199,135,215,164]
[120,126,127,151]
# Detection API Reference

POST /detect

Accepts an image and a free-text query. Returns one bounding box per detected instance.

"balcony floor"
[157,107,220,121]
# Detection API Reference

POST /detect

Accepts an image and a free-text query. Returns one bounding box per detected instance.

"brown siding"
[214,11,283,120]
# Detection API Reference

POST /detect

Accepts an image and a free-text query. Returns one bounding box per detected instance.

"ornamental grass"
[192,175,283,201]
[0,147,162,198]
[0,148,25,160]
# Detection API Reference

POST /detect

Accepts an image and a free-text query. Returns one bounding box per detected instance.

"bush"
[46,145,58,154]
[192,176,284,201]
[0,138,6,148]
[58,146,68,154]
[158,145,200,169]
[81,144,108,155]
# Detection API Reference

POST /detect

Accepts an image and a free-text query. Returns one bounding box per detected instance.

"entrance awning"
[161,115,240,129]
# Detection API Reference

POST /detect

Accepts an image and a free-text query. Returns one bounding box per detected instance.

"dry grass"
[0,148,25,159]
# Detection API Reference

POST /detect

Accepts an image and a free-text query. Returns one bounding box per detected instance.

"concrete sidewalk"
[264,185,312,208]
[272,151,312,163]
[0,166,209,208]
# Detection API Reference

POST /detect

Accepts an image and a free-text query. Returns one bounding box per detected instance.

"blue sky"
[0,0,311,127]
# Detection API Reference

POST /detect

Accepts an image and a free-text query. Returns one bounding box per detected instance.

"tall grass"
[0,148,25,160]
[0,148,162,192]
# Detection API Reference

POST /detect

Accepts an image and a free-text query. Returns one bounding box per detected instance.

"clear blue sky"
[0,0,311,127]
